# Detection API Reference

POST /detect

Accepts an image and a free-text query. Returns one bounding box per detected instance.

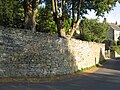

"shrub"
[110,46,120,55]
[77,19,109,42]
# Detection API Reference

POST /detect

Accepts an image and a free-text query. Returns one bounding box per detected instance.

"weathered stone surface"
[0,26,105,77]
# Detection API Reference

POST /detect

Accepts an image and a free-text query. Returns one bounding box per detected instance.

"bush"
[36,6,57,33]
[110,46,120,55]
[77,19,109,42]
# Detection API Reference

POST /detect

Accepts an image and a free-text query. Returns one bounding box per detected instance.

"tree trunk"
[68,19,80,39]
[77,0,81,21]
[52,0,60,36]
[52,0,66,38]
[61,0,66,37]
[25,9,36,32]
[22,0,39,32]
[68,0,82,39]
[71,0,75,28]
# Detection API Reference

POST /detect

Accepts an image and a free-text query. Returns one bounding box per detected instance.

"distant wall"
[115,51,120,58]
[68,39,105,70]
[114,30,120,41]
[0,27,105,77]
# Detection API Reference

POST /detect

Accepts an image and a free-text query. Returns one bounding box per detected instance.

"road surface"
[0,59,120,90]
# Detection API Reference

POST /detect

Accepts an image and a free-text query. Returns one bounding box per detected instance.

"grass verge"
[77,59,106,72]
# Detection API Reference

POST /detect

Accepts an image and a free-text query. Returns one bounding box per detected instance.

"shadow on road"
[98,59,120,70]
[0,59,120,90]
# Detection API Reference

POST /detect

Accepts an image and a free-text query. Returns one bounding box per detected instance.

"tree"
[0,0,24,28]
[36,5,57,33]
[0,0,117,36]
[20,0,40,32]
[69,0,117,39]
[51,0,66,37]
[77,19,110,43]
[49,0,117,38]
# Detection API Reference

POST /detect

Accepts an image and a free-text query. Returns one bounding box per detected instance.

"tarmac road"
[0,59,120,90]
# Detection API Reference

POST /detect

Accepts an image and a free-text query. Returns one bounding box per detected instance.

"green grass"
[77,59,106,72]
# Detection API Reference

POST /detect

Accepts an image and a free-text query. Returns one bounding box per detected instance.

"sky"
[84,2,120,25]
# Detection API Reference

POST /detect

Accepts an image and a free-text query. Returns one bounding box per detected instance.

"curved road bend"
[0,59,120,90]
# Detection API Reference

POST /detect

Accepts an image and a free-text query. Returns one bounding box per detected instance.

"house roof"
[109,23,120,31]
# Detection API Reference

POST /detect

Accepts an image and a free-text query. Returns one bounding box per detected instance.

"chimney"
[103,18,106,23]
[115,21,117,25]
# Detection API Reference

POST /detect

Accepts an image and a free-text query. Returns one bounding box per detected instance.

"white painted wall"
[114,30,120,41]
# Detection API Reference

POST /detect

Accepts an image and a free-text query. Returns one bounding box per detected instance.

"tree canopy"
[0,0,24,28]
[47,0,117,38]
[0,0,118,39]
[76,19,110,43]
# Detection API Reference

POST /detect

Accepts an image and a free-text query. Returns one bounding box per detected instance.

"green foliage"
[64,18,72,33]
[0,0,117,35]
[0,0,24,28]
[77,66,96,72]
[36,6,57,33]
[65,0,117,17]
[51,0,116,36]
[77,60,106,72]
[107,38,117,45]
[90,0,117,16]
[110,46,120,55]
[78,19,110,42]
[77,31,92,41]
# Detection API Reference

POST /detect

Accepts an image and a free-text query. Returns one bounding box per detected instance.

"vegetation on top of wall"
[110,46,120,55]
[75,19,110,43]
[107,38,118,46]
[0,0,117,38]
[0,0,24,28]
[36,6,57,33]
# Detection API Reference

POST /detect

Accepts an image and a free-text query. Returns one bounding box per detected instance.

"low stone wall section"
[68,39,105,70]
[0,27,105,77]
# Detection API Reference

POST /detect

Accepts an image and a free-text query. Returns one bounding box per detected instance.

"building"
[106,23,120,58]
[108,23,120,43]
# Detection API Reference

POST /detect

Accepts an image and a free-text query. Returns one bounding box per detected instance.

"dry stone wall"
[68,39,105,70]
[0,26,105,77]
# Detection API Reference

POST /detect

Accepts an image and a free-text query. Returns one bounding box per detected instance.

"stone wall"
[0,27,105,77]
[68,39,105,70]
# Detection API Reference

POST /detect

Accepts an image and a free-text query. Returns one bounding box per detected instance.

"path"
[0,59,120,90]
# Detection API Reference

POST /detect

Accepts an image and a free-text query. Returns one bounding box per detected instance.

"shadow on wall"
[99,48,105,61]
